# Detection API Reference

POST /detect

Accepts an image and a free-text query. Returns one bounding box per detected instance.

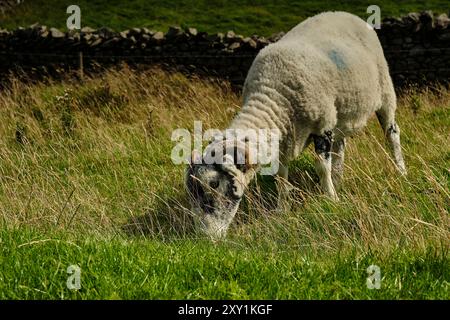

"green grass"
[0,68,449,299]
[1,228,448,299]
[1,0,449,35]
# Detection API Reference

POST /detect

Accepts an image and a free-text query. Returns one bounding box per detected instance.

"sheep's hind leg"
[376,110,407,175]
[313,132,338,201]
[331,137,346,189]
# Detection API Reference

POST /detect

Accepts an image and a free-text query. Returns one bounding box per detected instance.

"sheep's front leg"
[313,132,338,201]
[331,138,346,189]
[275,164,292,212]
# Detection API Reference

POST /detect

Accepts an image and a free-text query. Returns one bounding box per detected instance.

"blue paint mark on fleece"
[328,49,347,70]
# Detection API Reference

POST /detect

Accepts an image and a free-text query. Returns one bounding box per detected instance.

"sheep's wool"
[231,11,396,161]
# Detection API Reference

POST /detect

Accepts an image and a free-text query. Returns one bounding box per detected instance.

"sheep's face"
[185,141,255,239]
[186,164,242,239]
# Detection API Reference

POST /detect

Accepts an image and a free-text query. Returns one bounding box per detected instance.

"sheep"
[186,11,406,239]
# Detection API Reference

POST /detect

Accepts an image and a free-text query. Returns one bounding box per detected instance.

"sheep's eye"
[209,181,219,189]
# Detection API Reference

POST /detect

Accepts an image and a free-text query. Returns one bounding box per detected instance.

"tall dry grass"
[0,66,448,256]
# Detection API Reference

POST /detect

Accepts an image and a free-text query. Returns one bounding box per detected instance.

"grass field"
[0,67,448,299]
[0,0,449,35]
[1,229,448,299]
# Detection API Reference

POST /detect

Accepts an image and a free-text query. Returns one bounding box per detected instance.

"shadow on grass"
[122,192,197,240]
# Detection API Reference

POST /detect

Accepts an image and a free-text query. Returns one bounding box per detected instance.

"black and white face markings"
[186,162,245,239]
[186,163,241,216]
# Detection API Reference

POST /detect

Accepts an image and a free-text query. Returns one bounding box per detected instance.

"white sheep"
[186,11,406,239]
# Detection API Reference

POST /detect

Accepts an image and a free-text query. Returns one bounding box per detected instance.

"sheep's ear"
[190,149,202,165]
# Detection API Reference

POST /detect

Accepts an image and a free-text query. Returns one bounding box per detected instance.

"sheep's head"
[185,140,256,239]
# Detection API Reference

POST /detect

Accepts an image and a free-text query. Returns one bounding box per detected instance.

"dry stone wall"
[0,11,449,87]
